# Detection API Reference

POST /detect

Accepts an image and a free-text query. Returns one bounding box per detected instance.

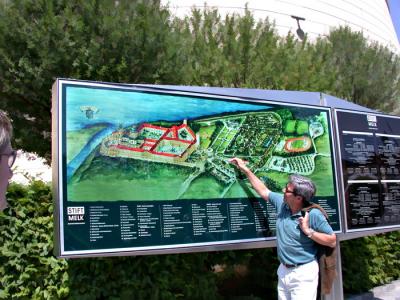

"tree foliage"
[0,1,399,158]
[0,0,178,159]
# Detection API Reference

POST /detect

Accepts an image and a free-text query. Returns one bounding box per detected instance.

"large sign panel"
[53,80,340,257]
[335,109,400,232]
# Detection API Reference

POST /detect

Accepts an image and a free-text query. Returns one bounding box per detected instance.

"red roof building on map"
[111,123,197,159]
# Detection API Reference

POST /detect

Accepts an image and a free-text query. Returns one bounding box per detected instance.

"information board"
[53,79,340,257]
[335,109,400,232]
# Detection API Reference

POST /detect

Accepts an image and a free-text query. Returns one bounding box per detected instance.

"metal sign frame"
[53,78,341,257]
[334,108,400,234]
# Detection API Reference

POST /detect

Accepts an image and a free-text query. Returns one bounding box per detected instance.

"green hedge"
[0,182,68,299]
[341,231,400,293]
[1,182,399,299]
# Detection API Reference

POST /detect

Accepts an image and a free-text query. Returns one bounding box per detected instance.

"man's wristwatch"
[307,229,315,238]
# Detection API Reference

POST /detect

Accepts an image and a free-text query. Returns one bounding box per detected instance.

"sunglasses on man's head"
[1,150,17,168]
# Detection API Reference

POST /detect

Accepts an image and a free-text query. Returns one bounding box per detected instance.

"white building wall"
[163,0,400,53]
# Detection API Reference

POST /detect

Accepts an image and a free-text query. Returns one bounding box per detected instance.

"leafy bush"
[341,231,400,294]
[0,182,68,299]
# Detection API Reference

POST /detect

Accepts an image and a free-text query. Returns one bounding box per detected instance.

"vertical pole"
[319,93,327,107]
[322,241,344,300]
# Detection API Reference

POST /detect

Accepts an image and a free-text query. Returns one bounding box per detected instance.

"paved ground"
[346,279,400,300]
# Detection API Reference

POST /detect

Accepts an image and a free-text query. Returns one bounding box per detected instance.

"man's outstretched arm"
[229,157,271,201]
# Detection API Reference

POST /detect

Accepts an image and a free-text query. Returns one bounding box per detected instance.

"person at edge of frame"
[0,110,16,211]
[229,157,336,300]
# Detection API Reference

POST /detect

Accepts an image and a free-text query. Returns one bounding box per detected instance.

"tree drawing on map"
[66,87,335,201]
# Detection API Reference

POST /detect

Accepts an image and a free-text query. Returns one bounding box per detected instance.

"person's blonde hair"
[0,110,12,153]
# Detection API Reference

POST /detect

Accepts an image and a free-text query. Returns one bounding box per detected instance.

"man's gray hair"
[289,174,316,203]
[0,110,12,153]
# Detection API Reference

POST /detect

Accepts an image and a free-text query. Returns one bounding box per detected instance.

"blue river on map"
[66,86,272,178]
[66,86,271,130]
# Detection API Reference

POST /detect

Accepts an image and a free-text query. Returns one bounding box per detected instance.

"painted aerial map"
[66,86,335,201]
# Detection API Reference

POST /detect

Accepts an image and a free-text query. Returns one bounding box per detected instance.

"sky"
[388,0,400,43]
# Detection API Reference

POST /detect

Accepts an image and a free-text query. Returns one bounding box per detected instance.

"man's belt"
[282,262,308,268]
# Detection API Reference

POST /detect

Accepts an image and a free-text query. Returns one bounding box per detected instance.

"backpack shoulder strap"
[302,203,329,221]
[303,203,336,295]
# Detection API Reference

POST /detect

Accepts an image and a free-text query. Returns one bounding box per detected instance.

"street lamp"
[291,15,306,40]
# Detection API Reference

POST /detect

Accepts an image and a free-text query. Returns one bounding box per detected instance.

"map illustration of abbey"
[66,88,335,202]
[100,111,325,184]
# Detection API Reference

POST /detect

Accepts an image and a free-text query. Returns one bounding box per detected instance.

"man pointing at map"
[229,157,336,300]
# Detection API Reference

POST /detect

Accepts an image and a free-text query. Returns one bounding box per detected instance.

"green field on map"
[67,105,335,201]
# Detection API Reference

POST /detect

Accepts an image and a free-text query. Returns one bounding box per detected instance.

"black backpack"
[302,203,337,296]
